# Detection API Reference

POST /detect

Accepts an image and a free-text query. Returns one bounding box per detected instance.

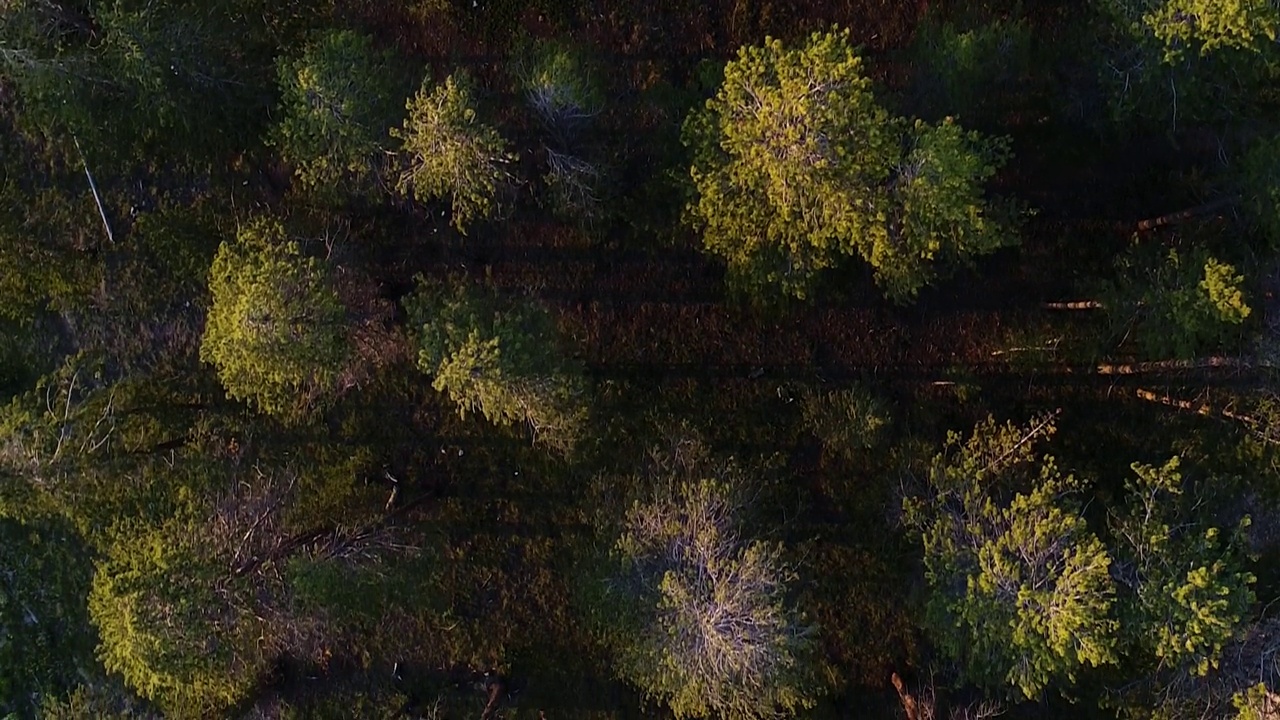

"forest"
[1,0,1280,717]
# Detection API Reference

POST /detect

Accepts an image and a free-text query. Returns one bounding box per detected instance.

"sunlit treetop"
[684,29,1016,302]
[200,219,351,419]
[1100,0,1280,60]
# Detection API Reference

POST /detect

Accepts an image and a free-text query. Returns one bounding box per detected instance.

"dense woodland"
[2,0,1280,717]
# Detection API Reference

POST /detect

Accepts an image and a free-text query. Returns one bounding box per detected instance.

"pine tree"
[683,28,1016,302]
[404,277,587,453]
[200,219,351,418]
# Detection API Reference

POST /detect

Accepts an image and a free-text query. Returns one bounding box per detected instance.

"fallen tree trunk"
[1042,300,1103,310]
[1097,356,1244,375]
[1136,196,1236,231]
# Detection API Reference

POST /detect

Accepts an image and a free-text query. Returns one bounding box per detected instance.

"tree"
[0,519,97,717]
[1102,246,1252,359]
[2,0,274,169]
[404,277,587,453]
[799,385,890,460]
[1094,0,1280,132]
[683,29,1016,302]
[903,415,1118,698]
[1105,458,1256,712]
[515,37,607,221]
[393,73,515,233]
[600,440,820,719]
[271,30,399,194]
[200,218,352,418]
[1100,0,1280,61]
[1241,135,1280,246]
[89,517,267,718]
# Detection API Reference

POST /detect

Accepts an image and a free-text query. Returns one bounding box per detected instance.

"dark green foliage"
[906,15,1035,123]
[272,29,400,195]
[0,520,96,717]
[404,277,588,454]
[1241,135,1280,247]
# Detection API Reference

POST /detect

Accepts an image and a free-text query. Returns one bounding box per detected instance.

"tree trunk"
[1042,300,1103,310]
[1136,388,1274,441]
[892,673,921,720]
[1135,196,1235,231]
[1096,356,1244,375]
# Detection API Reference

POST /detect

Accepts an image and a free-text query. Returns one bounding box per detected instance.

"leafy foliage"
[1110,457,1255,677]
[906,15,1035,122]
[89,518,266,718]
[0,519,96,717]
[201,218,352,418]
[1101,0,1280,60]
[683,29,1016,302]
[393,73,515,233]
[272,30,399,194]
[1241,135,1280,246]
[800,385,890,459]
[405,277,587,453]
[1104,247,1252,358]
[602,440,821,719]
[904,416,1119,698]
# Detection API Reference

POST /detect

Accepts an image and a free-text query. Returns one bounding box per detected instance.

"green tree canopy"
[1103,247,1252,359]
[393,72,515,233]
[89,517,266,718]
[904,415,1119,698]
[200,219,352,418]
[1110,457,1255,678]
[404,277,586,453]
[271,29,400,194]
[683,29,1016,302]
[600,440,820,719]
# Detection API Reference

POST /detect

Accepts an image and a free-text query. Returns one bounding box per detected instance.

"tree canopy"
[200,219,352,418]
[272,29,400,194]
[393,72,515,233]
[404,277,587,453]
[904,416,1119,698]
[684,29,1016,301]
[600,440,820,718]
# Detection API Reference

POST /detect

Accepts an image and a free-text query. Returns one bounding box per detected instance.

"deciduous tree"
[903,415,1119,698]
[600,440,820,719]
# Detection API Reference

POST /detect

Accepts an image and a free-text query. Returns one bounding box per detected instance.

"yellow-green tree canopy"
[200,219,351,418]
[1110,458,1255,678]
[405,277,587,454]
[683,29,1016,302]
[89,518,266,718]
[904,416,1119,698]
[1100,0,1280,60]
[393,73,515,233]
